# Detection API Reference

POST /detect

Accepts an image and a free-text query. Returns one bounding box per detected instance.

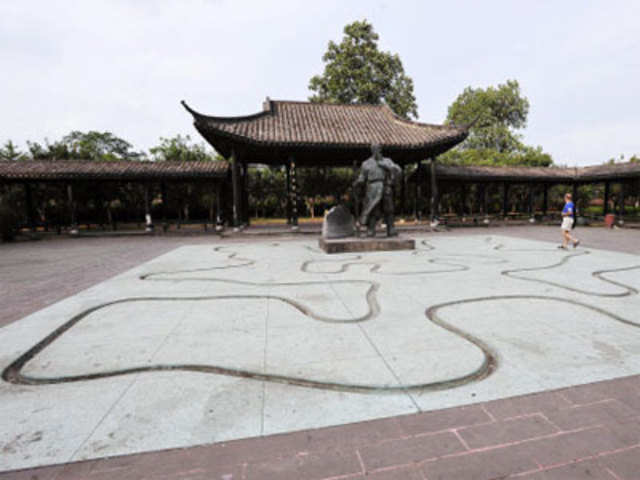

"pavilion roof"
[413,162,640,183]
[182,99,468,165]
[0,160,229,182]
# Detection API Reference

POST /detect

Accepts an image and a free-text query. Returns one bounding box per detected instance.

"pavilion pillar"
[618,182,626,223]
[353,159,360,222]
[502,182,510,218]
[603,181,611,216]
[528,186,535,217]
[400,164,406,216]
[285,162,292,224]
[414,161,421,220]
[542,184,549,217]
[289,156,299,229]
[241,160,250,226]
[215,182,224,230]
[231,152,241,229]
[24,182,36,232]
[460,184,468,217]
[161,182,168,232]
[429,158,439,222]
[67,183,78,235]
[572,182,579,218]
[481,184,488,216]
[144,184,154,232]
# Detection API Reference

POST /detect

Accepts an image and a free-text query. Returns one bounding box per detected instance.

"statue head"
[370,143,382,160]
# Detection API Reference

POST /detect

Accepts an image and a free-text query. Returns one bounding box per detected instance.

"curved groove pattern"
[502,251,640,297]
[5,295,638,393]
[5,238,639,394]
[301,257,468,275]
[140,246,254,280]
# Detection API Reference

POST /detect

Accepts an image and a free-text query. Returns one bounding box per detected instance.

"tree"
[25,131,142,161]
[309,20,418,119]
[149,135,221,162]
[442,80,552,167]
[0,140,28,161]
[61,131,142,160]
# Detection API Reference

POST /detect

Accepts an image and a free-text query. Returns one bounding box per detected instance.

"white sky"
[1,0,639,166]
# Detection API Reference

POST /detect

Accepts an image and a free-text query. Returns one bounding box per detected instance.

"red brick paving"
[2,226,640,479]
[1,374,638,480]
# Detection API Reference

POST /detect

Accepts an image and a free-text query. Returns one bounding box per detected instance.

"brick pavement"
[1,374,638,479]
[1,226,639,479]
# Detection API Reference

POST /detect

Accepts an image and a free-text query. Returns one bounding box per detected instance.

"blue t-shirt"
[562,201,575,216]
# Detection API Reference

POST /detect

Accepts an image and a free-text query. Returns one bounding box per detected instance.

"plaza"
[1,226,639,478]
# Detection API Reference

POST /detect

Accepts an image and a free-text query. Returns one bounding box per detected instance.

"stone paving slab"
[1,227,640,478]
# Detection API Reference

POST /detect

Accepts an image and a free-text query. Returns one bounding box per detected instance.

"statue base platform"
[318,236,415,254]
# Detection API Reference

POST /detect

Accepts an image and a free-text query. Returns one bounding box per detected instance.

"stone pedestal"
[318,236,415,254]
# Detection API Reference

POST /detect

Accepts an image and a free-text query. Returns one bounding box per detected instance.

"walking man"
[559,192,580,249]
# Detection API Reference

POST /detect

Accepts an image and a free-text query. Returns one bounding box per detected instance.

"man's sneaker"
[573,240,580,248]
[557,245,567,249]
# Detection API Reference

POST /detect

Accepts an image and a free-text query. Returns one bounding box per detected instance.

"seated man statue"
[353,144,402,237]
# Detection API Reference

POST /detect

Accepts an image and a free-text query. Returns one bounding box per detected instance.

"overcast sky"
[1,0,638,166]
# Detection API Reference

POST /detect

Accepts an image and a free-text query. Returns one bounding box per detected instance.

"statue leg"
[383,189,397,237]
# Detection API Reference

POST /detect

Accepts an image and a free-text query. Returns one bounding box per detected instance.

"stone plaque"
[322,205,355,239]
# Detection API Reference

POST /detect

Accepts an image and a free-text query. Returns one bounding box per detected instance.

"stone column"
[144,184,154,232]
[352,159,360,222]
[67,183,78,235]
[572,182,578,216]
[542,184,549,217]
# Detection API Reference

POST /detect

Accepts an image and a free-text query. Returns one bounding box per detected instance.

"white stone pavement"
[1,235,639,470]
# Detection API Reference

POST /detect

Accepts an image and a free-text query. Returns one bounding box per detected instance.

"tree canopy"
[442,80,552,167]
[149,135,221,162]
[0,140,28,161]
[308,20,418,119]
[25,131,142,161]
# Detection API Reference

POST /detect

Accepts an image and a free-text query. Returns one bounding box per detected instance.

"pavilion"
[410,162,640,222]
[0,160,229,234]
[181,98,469,227]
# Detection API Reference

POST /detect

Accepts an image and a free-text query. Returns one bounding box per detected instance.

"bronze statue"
[353,144,401,237]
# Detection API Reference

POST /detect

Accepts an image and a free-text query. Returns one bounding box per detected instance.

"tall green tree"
[309,20,418,119]
[25,131,141,161]
[0,140,28,161]
[149,135,220,162]
[442,80,552,167]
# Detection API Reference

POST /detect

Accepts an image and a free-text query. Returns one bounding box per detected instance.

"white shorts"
[561,217,574,231]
